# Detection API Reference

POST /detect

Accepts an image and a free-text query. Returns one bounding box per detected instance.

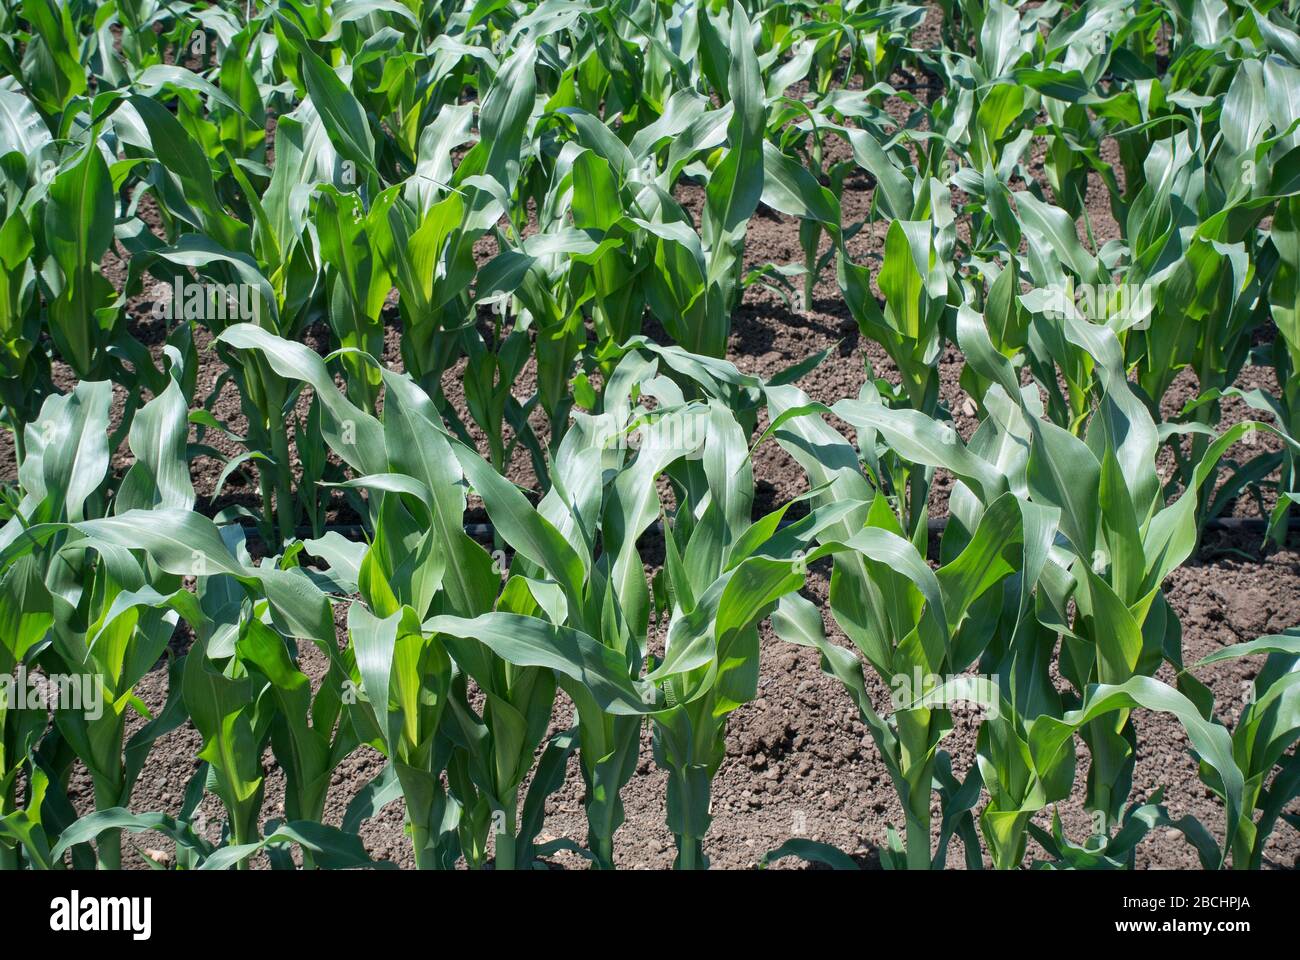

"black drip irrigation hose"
[241,514,1299,546]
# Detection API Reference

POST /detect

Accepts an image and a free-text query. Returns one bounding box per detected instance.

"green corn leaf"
[1028,676,1244,866]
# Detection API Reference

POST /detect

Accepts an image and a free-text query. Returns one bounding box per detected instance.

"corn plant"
[208,326,532,867]
[381,39,546,469]
[764,374,1030,867]
[961,302,1292,844]
[0,323,373,868]
[0,368,194,867]
[761,342,1260,869]
[0,86,57,461]
[0,533,50,870]
[433,349,704,867]
[645,399,860,868]
[1181,631,1300,869]
[529,3,767,360]
[44,503,364,870]
[841,209,957,532]
[1264,196,1300,537]
[110,87,308,544]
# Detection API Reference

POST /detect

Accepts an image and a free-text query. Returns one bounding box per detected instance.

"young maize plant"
[758,109,962,540]
[757,315,1262,868]
[204,325,528,868]
[844,210,956,529]
[229,327,551,866]
[432,347,716,868]
[777,2,925,98]
[0,315,378,869]
[646,398,861,868]
[102,86,307,546]
[2,486,380,871]
[0,362,198,868]
[533,2,764,359]
[442,365,864,867]
[0,86,58,461]
[380,36,551,476]
[1183,631,1300,870]
[959,301,1294,861]
[938,3,1300,506]
[763,371,1035,868]
[1264,197,1300,538]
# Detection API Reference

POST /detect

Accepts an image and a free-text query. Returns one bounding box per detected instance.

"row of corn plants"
[0,0,1298,868]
